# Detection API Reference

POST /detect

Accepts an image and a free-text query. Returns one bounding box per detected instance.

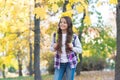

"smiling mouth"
[61,26,65,27]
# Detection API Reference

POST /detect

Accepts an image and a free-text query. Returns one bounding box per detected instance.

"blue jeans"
[54,62,76,80]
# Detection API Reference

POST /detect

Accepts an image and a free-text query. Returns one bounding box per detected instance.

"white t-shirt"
[60,33,68,63]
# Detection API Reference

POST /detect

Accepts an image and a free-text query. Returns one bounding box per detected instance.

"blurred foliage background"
[0,0,117,79]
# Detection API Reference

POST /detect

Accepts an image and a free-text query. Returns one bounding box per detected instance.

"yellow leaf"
[10,26,19,33]
[61,10,74,18]
[1,22,9,32]
[83,50,91,57]
[66,3,72,11]
[48,0,60,4]
[83,15,91,26]
[34,7,47,19]
[1,57,6,64]
[96,2,102,7]
[0,0,5,8]
[76,5,84,13]
[8,34,17,40]
[69,0,75,4]
[109,0,117,4]
[52,4,58,12]
[10,59,18,69]
[69,0,80,4]
[10,4,20,19]
[48,0,55,3]
[73,26,78,33]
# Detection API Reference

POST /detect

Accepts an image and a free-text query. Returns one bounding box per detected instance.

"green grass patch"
[0,74,53,80]
[42,74,53,80]
[0,76,33,80]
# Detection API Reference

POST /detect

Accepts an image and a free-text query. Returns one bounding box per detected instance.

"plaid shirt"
[54,35,78,69]
[54,51,78,69]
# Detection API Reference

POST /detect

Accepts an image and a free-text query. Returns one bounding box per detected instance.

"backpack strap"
[72,34,77,47]
[53,33,56,43]
[53,32,58,43]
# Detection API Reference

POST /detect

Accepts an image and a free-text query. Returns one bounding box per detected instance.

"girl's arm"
[72,36,82,54]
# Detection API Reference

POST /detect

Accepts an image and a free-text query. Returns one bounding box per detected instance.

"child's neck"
[62,30,67,34]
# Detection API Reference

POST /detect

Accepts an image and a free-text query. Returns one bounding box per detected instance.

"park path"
[75,71,114,80]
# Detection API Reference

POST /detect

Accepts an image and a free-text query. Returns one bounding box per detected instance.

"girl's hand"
[67,43,73,50]
[53,43,58,50]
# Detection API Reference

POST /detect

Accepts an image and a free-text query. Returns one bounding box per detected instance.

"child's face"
[59,18,68,31]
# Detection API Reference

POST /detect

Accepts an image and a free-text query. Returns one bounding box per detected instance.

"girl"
[50,16,82,80]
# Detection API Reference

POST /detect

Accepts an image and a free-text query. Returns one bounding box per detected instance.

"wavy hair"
[56,16,73,53]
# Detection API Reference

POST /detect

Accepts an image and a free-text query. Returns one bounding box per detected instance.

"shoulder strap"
[53,33,56,43]
[72,34,77,47]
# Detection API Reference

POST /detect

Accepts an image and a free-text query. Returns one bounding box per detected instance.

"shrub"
[47,58,54,74]
[82,56,106,71]
[8,66,16,73]
[41,51,55,74]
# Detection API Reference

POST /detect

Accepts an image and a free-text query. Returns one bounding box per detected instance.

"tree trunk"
[115,1,120,80]
[18,56,23,76]
[63,0,69,12]
[2,64,6,78]
[29,43,33,75]
[34,1,42,80]
[76,10,85,75]
[76,54,82,75]
[29,0,33,75]
[34,16,41,80]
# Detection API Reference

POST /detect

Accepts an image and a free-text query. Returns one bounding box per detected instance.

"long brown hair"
[56,16,73,54]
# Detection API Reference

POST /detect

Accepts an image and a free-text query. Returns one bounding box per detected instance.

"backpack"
[53,33,80,62]
[72,34,80,62]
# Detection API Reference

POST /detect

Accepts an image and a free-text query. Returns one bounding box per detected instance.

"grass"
[42,75,53,80]
[0,71,114,80]
[0,76,34,80]
[0,74,53,80]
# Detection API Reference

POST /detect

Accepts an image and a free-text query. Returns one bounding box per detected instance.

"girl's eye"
[60,21,66,24]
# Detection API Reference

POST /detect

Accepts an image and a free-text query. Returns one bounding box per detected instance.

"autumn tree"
[0,0,30,77]
[34,0,42,80]
[115,0,120,80]
[28,0,34,76]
